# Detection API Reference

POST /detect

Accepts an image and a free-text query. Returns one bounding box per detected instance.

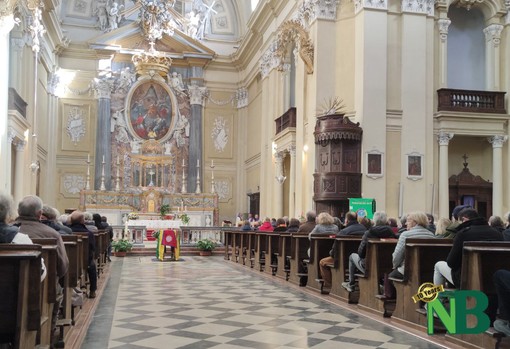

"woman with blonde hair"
[390,211,436,280]
[435,217,452,236]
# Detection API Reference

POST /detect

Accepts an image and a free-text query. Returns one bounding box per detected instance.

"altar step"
[128,245,225,256]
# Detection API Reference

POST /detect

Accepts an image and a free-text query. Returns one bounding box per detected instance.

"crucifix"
[462,154,469,169]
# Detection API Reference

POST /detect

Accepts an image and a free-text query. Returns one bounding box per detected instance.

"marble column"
[438,132,453,219]
[274,151,285,219]
[92,78,113,190]
[489,135,507,216]
[437,18,451,88]
[289,145,296,218]
[188,80,207,193]
[0,14,17,192]
[14,140,26,203]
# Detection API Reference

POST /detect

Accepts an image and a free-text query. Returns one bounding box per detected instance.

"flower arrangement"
[127,212,139,220]
[176,213,190,225]
[160,204,171,218]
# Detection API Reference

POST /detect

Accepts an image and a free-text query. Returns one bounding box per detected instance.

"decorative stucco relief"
[401,0,434,15]
[215,179,230,201]
[211,116,229,153]
[260,20,314,78]
[62,174,86,194]
[354,0,388,14]
[66,106,86,145]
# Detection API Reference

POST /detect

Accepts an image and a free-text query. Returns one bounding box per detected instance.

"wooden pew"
[389,238,452,329]
[61,234,80,332]
[95,230,106,276]
[329,236,363,303]
[31,238,58,348]
[247,231,257,268]
[307,235,336,293]
[254,232,268,272]
[276,232,292,280]
[238,231,249,266]
[356,239,397,317]
[231,230,240,263]
[0,245,42,349]
[445,241,510,349]
[223,229,233,260]
[288,233,310,286]
[264,231,280,276]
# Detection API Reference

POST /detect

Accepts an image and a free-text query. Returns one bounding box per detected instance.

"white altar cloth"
[128,219,182,230]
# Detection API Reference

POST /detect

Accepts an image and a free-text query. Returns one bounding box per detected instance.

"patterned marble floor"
[82,256,447,349]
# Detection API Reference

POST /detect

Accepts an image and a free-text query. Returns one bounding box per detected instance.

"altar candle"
[87,153,90,162]
[117,156,120,165]
[197,159,200,167]
[211,159,214,167]
[185,206,187,211]
[102,155,105,163]
[182,159,185,167]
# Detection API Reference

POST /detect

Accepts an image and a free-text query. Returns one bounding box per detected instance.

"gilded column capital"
[437,131,454,146]
[488,135,508,148]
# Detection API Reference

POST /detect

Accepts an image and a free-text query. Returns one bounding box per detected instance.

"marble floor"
[82,256,450,349]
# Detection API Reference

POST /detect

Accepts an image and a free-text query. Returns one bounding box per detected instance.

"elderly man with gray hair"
[342,211,395,292]
[14,195,69,278]
[41,205,72,235]
[14,195,68,343]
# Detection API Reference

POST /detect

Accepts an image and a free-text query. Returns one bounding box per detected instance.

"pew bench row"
[0,230,111,349]
[222,229,510,349]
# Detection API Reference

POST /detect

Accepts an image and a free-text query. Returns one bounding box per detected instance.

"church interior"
[1,0,510,348]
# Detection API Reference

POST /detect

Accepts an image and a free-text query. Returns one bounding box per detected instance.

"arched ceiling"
[60,0,252,51]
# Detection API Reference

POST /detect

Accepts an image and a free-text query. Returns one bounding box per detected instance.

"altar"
[78,50,219,232]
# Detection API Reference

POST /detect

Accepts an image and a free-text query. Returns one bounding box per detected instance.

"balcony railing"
[8,88,27,118]
[275,107,297,135]
[437,88,506,114]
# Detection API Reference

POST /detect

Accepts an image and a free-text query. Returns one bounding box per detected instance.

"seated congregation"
[0,192,113,349]
[225,206,510,349]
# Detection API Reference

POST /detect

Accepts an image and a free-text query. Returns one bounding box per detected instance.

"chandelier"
[139,0,178,45]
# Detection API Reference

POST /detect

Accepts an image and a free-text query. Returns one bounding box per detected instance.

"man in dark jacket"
[339,211,366,236]
[296,210,316,234]
[342,211,395,292]
[69,211,98,298]
[433,208,503,288]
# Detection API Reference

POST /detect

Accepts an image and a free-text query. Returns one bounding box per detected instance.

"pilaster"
[0,13,17,192]
[489,135,507,216]
[483,24,503,90]
[437,132,453,219]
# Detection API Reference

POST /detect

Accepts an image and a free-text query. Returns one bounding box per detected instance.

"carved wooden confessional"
[449,156,492,218]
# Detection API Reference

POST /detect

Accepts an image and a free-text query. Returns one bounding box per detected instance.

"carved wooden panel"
[313,113,362,209]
